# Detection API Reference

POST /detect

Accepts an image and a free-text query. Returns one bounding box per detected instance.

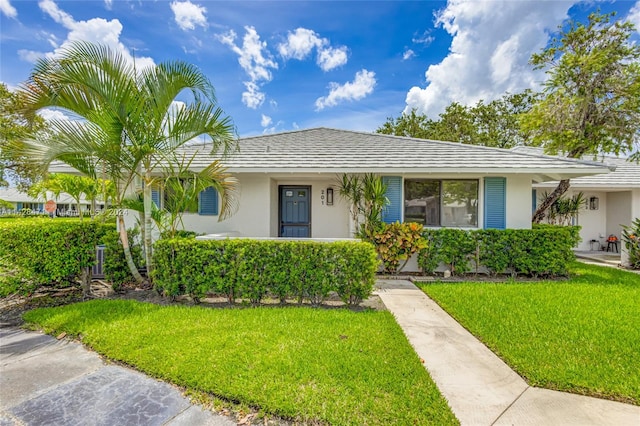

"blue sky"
[1,0,639,137]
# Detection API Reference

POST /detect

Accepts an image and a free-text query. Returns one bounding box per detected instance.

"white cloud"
[405,0,575,118]
[278,28,323,59]
[317,46,348,71]
[279,27,348,71]
[262,119,285,134]
[242,81,265,109]
[35,0,155,70]
[104,0,112,10]
[0,0,17,18]
[218,26,278,109]
[412,31,434,46]
[315,69,376,111]
[18,49,46,63]
[260,114,272,127]
[170,1,207,31]
[38,108,72,122]
[403,49,415,60]
[629,1,640,32]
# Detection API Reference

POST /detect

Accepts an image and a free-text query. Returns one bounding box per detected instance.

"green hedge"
[102,227,143,291]
[152,238,379,306]
[416,225,580,277]
[0,218,113,294]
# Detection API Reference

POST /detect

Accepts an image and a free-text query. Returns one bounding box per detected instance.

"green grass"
[23,301,458,425]
[419,262,640,404]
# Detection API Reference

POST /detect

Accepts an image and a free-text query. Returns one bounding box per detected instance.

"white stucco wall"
[179,174,272,237]
[621,189,640,266]
[571,190,607,251]
[271,177,351,238]
[125,173,541,242]
[176,174,351,239]
[606,191,631,242]
[505,176,533,229]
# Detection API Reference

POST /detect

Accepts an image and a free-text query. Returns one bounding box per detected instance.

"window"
[163,178,199,213]
[404,179,478,227]
[162,179,219,216]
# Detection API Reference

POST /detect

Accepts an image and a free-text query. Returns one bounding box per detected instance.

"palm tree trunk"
[532,179,571,223]
[80,267,92,298]
[143,173,154,279]
[118,213,145,284]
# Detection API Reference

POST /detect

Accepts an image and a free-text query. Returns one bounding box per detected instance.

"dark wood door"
[280,186,310,237]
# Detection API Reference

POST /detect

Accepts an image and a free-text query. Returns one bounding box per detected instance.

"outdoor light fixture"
[326,187,334,206]
[589,196,599,210]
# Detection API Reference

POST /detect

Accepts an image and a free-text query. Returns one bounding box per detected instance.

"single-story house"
[131,128,613,239]
[0,187,97,216]
[516,147,640,263]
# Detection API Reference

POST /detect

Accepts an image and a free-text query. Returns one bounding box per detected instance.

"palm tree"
[13,41,237,283]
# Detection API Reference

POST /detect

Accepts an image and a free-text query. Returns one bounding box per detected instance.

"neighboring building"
[0,187,97,216]
[520,148,640,262]
[132,128,612,239]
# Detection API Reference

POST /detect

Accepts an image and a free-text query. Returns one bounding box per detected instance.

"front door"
[279,186,311,237]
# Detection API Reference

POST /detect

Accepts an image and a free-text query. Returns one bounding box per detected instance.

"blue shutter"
[199,187,219,216]
[532,189,537,213]
[16,202,22,211]
[151,188,160,208]
[484,177,506,230]
[381,176,402,224]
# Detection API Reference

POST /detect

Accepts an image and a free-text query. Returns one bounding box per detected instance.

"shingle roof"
[177,128,612,181]
[0,188,90,204]
[513,146,639,188]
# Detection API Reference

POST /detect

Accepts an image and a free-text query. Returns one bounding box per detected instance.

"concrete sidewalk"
[375,279,640,426]
[0,327,234,426]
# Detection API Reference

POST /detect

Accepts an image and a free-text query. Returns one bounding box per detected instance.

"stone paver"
[375,279,640,426]
[0,328,235,426]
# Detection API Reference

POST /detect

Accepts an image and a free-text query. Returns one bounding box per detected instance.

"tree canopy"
[11,41,237,283]
[525,11,640,222]
[377,91,536,149]
[0,83,46,189]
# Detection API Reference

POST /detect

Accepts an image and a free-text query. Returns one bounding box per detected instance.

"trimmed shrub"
[418,225,580,278]
[0,218,113,295]
[102,227,143,291]
[152,238,379,306]
[418,228,476,276]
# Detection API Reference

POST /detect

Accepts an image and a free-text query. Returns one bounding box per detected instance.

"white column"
[621,189,640,267]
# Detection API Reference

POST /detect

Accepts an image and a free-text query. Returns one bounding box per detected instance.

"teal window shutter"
[532,189,537,213]
[16,202,22,211]
[484,177,506,229]
[381,176,402,224]
[199,187,219,216]
[151,188,161,208]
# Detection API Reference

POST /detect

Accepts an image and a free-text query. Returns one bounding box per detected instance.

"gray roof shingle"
[178,128,613,181]
[512,146,638,188]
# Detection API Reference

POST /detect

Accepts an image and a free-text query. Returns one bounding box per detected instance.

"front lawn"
[23,300,458,425]
[419,262,640,405]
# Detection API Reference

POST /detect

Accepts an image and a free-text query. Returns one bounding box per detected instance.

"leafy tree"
[0,83,46,189]
[377,91,535,149]
[10,42,237,283]
[377,109,434,139]
[524,12,640,223]
[28,174,115,219]
[152,155,237,239]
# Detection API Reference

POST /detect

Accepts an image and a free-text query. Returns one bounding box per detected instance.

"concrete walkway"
[0,327,234,426]
[375,279,640,426]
